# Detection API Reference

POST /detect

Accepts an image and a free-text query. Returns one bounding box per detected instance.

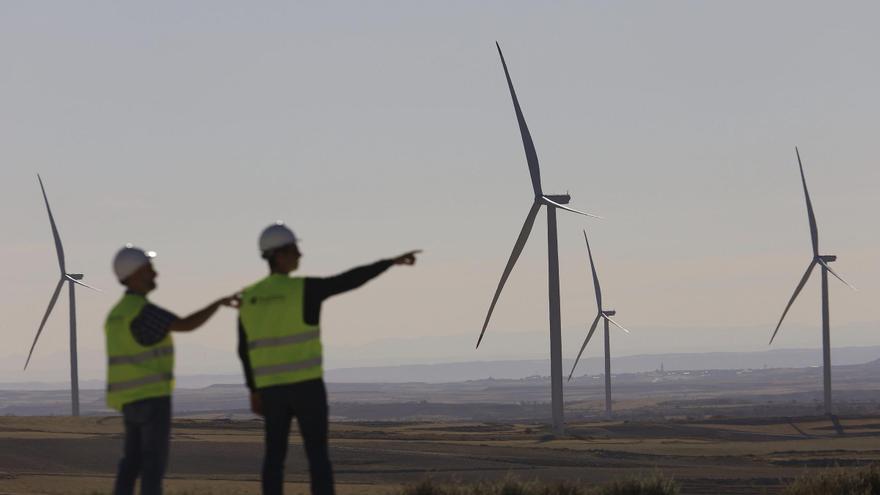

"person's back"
[240,274,323,387]
[105,292,175,411]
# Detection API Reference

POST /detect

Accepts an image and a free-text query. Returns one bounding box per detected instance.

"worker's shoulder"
[242,275,307,294]
[104,294,147,325]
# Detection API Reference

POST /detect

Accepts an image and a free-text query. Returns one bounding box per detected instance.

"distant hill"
[3,346,879,390]
[323,346,880,383]
[5,355,880,418]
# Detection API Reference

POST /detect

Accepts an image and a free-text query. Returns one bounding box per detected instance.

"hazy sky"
[2,2,879,383]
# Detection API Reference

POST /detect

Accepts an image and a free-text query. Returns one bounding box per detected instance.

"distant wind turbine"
[769,148,855,416]
[24,175,99,417]
[568,229,630,417]
[477,42,600,435]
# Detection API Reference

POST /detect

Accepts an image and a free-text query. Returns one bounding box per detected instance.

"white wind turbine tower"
[24,175,99,416]
[477,42,600,435]
[769,148,855,416]
[568,229,630,417]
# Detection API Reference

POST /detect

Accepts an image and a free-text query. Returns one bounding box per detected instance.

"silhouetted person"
[238,222,419,495]
[106,245,237,495]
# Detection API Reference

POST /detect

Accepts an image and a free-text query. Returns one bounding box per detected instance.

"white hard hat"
[259,221,298,254]
[113,244,156,281]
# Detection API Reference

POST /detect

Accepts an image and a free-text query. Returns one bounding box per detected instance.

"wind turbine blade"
[496,42,542,197]
[568,313,602,381]
[477,201,541,348]
[582,230,602,309]
[795,148,819,257]
[604,315,631,334]
[37,175,66,275]
[817,259,856,290]
[769,261,816,345]
[24,278,65,370]
[542,196,603,219]
[67,277,102,292]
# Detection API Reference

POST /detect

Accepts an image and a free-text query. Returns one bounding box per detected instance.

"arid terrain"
[4,359,880,494]
[6,358,880,420]
[2,414,880,494]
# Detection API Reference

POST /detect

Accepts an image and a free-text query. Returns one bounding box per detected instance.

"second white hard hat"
[113,244,156,281]
[259,221,298,254]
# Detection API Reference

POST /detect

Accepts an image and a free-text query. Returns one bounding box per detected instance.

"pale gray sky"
[2,2,879,383]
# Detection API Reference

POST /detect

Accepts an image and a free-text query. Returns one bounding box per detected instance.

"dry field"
[2,415,880,494]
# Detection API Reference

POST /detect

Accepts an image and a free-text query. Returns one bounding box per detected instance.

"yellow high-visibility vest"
[104,294,174,411]
[240,275,322,389]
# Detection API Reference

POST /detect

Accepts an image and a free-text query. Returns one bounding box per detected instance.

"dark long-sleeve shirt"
[237,259,393,390]
[125,291,179,346]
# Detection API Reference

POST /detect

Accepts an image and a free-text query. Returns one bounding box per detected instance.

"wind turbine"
[24,175,99,416]
[568,229,630,417]
[477,42,600,435]
[769,148,855,416]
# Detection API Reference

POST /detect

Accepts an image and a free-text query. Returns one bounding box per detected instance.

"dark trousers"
[260,379,335,495]
[113,396,171,495]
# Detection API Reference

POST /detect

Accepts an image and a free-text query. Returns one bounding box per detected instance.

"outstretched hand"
[392,250,422,266]
[172,293,241,332]
[220,293,242,308]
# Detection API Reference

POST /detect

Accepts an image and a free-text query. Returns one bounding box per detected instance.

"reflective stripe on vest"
[104,294,175,411]
[253,357,323,377]
[107,372,175,392]
[108,346,174,366]
[248,329,320,350]
[240,275,323,389]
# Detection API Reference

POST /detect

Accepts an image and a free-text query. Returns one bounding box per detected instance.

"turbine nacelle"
[817,255,837,263]
[602,309,616,317]
[65,273,101,292]
[539,194,602,219]
[541,193,570,205]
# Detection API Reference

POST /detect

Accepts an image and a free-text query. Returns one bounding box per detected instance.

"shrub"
[783,464,880,495]
[399,473,679,495]
[401,477,583,495]
[593,472,680,495]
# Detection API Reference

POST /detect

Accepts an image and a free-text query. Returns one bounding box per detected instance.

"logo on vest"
[249,294,285,305]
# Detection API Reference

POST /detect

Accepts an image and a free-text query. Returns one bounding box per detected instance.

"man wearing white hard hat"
[105,245,238,495]
[238,222,419,495]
